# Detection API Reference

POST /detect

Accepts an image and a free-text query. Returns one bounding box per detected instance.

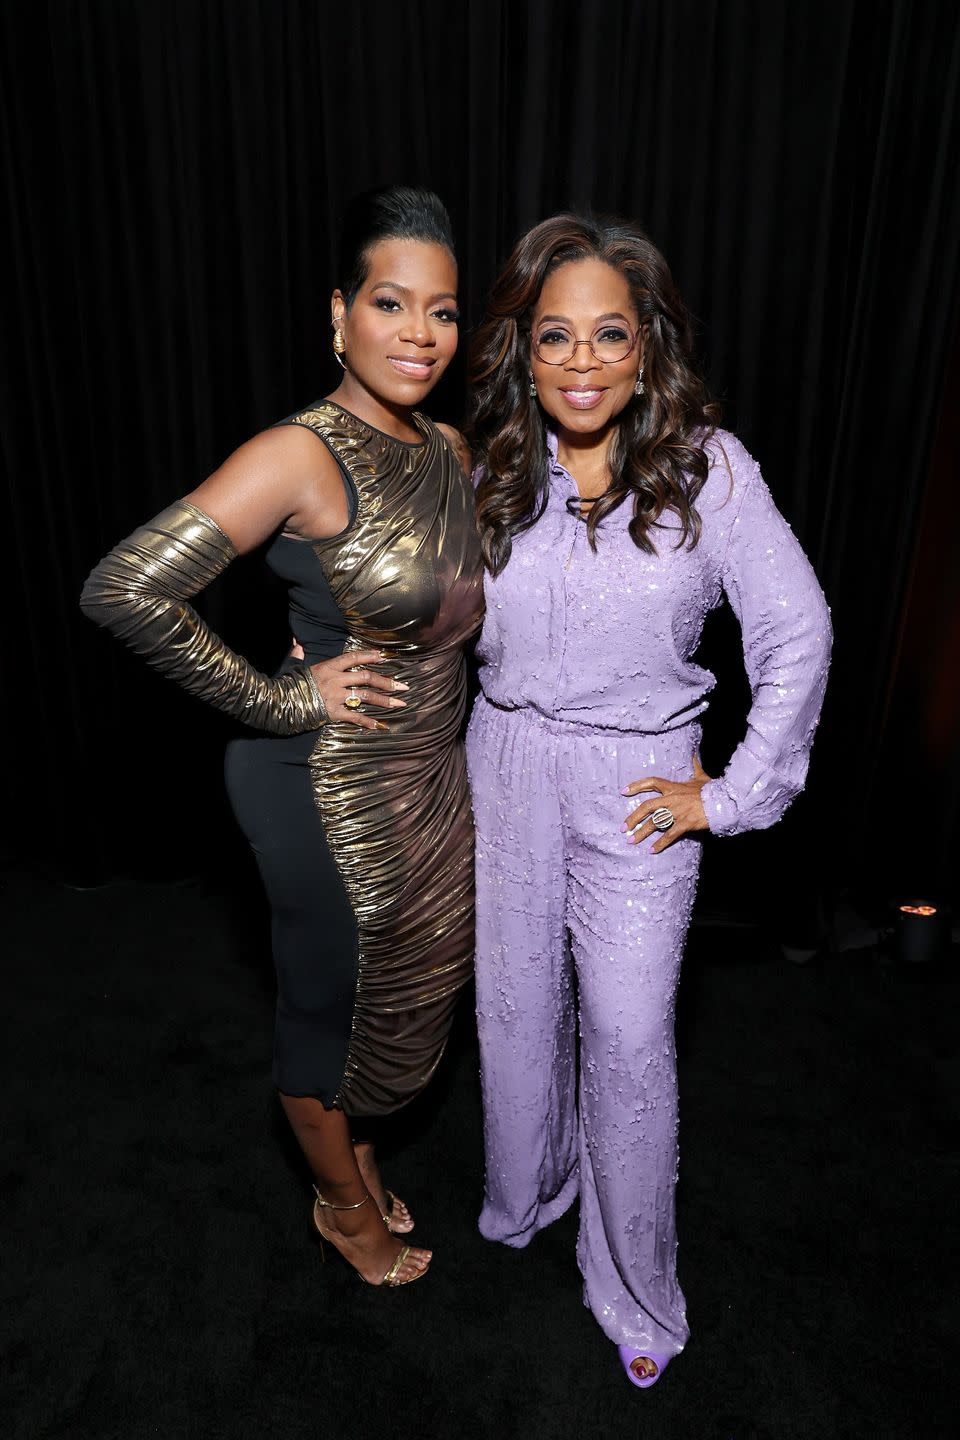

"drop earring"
[635,366,645,397]
[332,327,346,370]
[528,370,537,398]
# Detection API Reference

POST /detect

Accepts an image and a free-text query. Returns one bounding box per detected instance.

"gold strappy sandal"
[383,1189,415,1234]
[312,1188,427,1288]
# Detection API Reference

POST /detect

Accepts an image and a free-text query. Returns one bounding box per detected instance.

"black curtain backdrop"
[2,0,959,915]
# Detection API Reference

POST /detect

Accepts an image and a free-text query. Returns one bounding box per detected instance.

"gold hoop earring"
[333,328,346,370]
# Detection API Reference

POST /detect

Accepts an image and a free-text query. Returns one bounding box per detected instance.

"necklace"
[563,496,598,568]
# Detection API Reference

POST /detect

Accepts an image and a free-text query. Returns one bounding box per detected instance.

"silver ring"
[344,690,362,711]
[650,806,675,832]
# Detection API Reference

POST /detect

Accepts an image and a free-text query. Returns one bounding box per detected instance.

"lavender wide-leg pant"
[466,698,702,1354]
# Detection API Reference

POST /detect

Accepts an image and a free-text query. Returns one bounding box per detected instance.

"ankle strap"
[313,1186,371,1212]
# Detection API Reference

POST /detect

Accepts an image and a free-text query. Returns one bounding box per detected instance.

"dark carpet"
[1,864,956,1440]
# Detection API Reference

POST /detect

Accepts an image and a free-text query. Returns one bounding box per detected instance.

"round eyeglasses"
[532,321,640,366]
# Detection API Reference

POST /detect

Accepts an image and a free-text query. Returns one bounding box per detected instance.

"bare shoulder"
[435,422,472,477]
[183,422,344,553]
[196,422,340,492]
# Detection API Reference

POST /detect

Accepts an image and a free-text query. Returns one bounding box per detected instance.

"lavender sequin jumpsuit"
[465,428,831,1355]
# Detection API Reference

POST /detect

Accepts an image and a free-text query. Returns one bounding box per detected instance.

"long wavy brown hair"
[468,214,721,574]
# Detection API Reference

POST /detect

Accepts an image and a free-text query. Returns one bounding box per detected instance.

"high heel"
[618,1346,673,1389]
[312,1188,428,1288]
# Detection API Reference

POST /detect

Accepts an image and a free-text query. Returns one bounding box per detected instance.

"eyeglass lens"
[533,323,636,364]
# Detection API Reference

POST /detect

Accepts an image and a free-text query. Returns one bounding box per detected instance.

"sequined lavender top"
[475,428,832,836]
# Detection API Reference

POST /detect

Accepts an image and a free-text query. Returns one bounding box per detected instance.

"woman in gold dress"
[81,188,483,1288]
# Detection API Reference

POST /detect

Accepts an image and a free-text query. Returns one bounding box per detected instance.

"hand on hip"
[310,649,409,731]
[621,751,711,853]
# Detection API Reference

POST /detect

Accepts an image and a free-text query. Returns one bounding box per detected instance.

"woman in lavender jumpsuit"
[465,216,831,1387]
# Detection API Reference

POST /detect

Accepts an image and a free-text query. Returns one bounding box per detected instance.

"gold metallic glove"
[80,501,327,734]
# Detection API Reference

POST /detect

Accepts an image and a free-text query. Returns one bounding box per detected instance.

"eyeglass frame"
[530,322,643,367]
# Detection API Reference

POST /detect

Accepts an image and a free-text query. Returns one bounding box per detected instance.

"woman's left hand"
[622,751,712,853]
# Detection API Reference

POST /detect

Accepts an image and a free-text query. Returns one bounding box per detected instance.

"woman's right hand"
[309,648,408,731]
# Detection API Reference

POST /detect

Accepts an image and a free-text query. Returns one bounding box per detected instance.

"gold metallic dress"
[224,402,484,1115]
[81,399,483,1117]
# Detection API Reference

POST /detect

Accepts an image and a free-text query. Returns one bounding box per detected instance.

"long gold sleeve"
[79,501,327,734]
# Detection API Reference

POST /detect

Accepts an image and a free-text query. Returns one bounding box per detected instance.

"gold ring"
[344,691,362,710]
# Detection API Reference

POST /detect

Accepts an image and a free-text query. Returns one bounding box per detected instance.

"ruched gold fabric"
[291,402,484,1114]
[80,502,327,734]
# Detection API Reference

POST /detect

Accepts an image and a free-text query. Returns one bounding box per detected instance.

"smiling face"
[331,238,459,411]
[530,257,644,439]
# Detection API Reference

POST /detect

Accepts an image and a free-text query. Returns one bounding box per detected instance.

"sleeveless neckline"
[323,399,428,450]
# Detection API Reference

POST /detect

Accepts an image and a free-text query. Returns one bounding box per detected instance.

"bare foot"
[353,1143,415,1234]
[314,1196,430,1286]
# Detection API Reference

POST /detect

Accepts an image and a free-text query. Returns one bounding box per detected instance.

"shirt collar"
[544,426,580,506]
[545,426,560,467]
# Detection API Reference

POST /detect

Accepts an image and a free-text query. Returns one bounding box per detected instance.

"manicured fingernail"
[620,822,629,832]
[620,787,631,795]
[394,681,410,691]
[390,699,407,708]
